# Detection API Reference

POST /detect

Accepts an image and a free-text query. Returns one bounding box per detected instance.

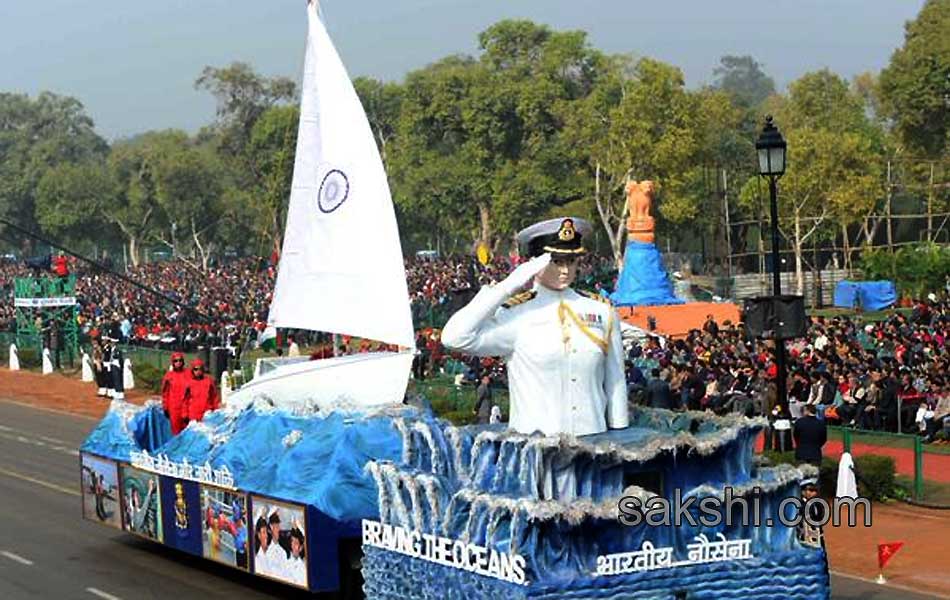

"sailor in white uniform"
[441,217,628,437]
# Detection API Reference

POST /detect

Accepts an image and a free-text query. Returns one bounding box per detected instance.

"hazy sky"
[1,0,925,140]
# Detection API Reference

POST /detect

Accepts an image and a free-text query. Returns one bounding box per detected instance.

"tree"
[775,69,870,135]
[106,131,183,266]
[353,77,403,164]
[245,105,299,253]
[879,0,950,158]
[391,20,606,251]
[739,70,884,292]
[195,62,296,156]
[149,143,230,270]
[0,92,108,247]
[562,56,702,264]
[35,161,121,251]
[712,55,776,110]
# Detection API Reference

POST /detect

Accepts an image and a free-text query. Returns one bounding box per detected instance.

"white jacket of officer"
[442,235,629,437]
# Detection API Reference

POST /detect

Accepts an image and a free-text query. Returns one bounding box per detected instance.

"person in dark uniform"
[645,369,675,410]
[101,338,115,397]
[111,341,125,400]
[473,375,493,424]
[92,339,108,397]
[793,404,827,466]
[49,321,62,370]
[797,477,826,549]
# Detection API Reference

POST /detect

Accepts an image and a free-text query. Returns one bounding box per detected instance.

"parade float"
[80,2,829,598]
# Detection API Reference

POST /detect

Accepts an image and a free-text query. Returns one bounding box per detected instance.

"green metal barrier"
[828,425,938,503]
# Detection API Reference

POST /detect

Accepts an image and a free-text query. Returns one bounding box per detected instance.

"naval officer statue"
[441,217,628,437]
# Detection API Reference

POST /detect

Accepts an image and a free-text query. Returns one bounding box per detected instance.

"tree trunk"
[128,236,140,268]
[477,202,491,248]
[927,161,935,242]
[794,209,804,295]
[841,222,850,270]
[885,160,893,253]
[192,218,211,271]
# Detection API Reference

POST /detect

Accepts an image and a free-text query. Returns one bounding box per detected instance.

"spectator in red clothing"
[184,358,220,425]
[52,253,69,277]
[161,352,191,434]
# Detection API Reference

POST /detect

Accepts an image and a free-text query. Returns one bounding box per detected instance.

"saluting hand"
[500,253,551,295]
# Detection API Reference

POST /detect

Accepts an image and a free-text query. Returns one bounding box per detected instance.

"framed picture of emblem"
[200,484,250,571]
[249,495,309,589]
[80,453,121,530]
[159,477,202,556]
[119,464,163,543]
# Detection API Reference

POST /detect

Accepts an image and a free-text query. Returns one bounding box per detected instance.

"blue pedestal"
[611,240,683,306]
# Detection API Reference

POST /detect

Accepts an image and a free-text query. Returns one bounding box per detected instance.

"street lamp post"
[756,115,788,408]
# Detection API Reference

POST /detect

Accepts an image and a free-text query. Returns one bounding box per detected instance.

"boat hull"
[233,351,414,412]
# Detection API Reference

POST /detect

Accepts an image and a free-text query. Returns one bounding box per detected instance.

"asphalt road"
[0,399,942,600]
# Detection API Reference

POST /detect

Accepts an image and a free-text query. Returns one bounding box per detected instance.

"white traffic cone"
[81,351,94,382]
[42,348,54,375]
[123,358,135,390]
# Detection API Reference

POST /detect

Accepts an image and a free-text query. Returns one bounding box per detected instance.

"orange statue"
[625,180,656,244]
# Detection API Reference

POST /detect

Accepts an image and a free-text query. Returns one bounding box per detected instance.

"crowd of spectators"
[609,298,949,443]
[424,290,950,444]
[4,252,948,444]
[1,251,615,353]
[1,256,273,352]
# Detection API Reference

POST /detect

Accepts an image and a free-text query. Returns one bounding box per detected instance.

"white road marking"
[86,587,123,600]
[0,466,81,497]
[39,433,75,446]
[0,398,98,421]
[1,550,34,566]
[830,570,946,599]
[0,431,78,457]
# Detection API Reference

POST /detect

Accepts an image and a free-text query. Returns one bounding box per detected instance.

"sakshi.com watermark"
[618,488,872,528]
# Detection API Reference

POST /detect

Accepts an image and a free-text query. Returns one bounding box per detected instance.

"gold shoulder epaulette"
[580,290,612,305]
[502,290,537,309]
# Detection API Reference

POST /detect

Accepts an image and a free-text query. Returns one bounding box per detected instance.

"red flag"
[878,542,904,570]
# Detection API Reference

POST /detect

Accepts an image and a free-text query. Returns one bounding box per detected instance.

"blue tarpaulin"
[833,280,897,311]
[81,403,407,522]
[611,241,683,306]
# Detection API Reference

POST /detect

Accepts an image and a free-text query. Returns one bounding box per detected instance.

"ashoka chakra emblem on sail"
[318,169,350,213]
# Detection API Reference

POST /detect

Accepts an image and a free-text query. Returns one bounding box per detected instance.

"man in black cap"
[797,477,826,549]
[442,217,628,438]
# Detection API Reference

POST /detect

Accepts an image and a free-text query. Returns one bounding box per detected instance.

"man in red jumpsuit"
[161,352,190,434]
[184,358,220,425]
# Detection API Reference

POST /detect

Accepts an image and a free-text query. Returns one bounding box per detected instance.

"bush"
[442,410,477,426]
[132,362,165,394]
[860,243,950,298]
[17,347,41,369]
[853,454,897,501]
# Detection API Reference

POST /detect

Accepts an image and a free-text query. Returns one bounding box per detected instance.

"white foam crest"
[412,420,445,475]
[364,461,392,523]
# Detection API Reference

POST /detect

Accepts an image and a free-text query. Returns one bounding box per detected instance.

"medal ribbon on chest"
[558,301,608,354]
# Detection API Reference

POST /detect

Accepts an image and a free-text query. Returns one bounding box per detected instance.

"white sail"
[267,0,414,350]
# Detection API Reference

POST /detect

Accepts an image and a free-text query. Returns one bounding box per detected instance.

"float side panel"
[362,547,829,600]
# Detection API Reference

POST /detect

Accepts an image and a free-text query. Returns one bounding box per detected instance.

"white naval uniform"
[441,282,629,437]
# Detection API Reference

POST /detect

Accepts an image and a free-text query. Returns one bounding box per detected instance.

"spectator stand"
[14,276,78,367]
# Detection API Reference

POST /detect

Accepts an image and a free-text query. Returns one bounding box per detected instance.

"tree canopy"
[1,2,943,272]
[879,0,950,158]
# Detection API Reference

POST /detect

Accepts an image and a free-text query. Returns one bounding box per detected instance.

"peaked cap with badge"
[516,217,593,258]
